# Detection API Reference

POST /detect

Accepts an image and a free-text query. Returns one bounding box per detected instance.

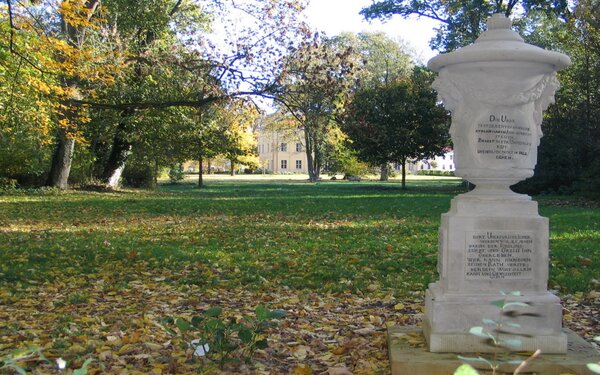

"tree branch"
[169,0,184,17]
[6,0,15,53]
[66,90,280,111]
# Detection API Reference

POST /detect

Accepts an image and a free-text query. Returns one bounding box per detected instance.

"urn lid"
[428,14,571,71]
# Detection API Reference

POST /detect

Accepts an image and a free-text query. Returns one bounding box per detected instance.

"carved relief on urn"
[428,14,570,191]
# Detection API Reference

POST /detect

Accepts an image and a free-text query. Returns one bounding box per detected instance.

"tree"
[360,0,600,195]
[45,0,103,189]
[86,0,307,188]
[187,107,229,188]
[343,67,449,189]
[360,0,570,52]
[219,100,260,176]
[2,0,309,189]
[333,32,414,180]
[514,0,600,194]
[275,34,359,182]
[0,9,55,184]
[332,32,413,88]
[1,0,118,188]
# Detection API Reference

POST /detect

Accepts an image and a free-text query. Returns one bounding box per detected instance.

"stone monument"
[424,14,571,353]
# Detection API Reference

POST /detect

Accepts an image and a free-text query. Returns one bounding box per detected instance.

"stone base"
[424,284,567,353]
[424,190,567,353]
[389,326,600,375]
[423,318,568,354]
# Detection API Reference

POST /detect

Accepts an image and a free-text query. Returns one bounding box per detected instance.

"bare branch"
[169,0,184,16]
[6,0,15,52]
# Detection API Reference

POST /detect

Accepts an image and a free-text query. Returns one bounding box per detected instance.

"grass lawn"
[0,177,598,374]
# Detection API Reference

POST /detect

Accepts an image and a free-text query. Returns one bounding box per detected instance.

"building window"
[450,155,453,160]
[296,160,302,169]
[296,143,302,152]
[442,165,446,170]
[442,155,446,160]
[281,160,287,169]
[280,143,287,152]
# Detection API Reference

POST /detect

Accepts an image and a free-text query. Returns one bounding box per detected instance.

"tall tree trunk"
[207,159,212,174]
[47,127,75,189]
[198,153,204,188]
[305,129,319,182]
[380,163,389,181]
[401,158,407,190]
[101,109,135,188]
[154,158,159,186]
[46,0,101,189]
[230,160,235,176]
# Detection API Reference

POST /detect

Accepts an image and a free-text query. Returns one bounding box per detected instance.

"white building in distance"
[256,125,308,173]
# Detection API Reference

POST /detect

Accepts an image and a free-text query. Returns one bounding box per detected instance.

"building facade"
[256,126,308,173]
[257,124,454,175]
[395,149,456,174]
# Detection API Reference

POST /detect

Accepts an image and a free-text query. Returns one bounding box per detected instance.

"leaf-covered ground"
[0,179,598,374]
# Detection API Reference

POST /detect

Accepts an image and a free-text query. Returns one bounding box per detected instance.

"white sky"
[303,0,440,63]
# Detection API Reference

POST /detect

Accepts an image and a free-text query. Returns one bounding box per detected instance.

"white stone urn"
[428,13,571,195]
[422,14,571,354]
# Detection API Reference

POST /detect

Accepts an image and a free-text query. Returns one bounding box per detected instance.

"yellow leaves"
[59,0,101,29]
[330,346,348,355]
[292,345,311,360]
[293,365,313,375]
[116,343,136,355]
[144,342,163,351]
[393,303,405,310]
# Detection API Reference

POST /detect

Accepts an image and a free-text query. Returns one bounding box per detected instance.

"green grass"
[0,178,598,295]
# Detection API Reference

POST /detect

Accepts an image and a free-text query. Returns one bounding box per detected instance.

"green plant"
[0,177,18,191]
[168,164,185,184]
[0,346,48,374]
[161,305,286,370]
[455,291,541,375]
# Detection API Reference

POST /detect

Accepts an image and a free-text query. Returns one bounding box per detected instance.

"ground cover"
[0,178,598,374]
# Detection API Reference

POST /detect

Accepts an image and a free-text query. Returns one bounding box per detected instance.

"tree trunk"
[380,163,389,181]
[207,159,212,174]
[198,154,204,188]
[47,128,75,189]
[154,158,159,186]
[101,109,135,188]
[401,158,407,190]
[230,160,235,176]
[46,0,101,189]
[305,129,319,182]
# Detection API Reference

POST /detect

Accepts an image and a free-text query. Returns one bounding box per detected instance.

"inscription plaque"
[466,231,534,280]
[474,111,533,162]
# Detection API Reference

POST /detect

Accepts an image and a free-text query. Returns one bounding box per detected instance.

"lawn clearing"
[0,178,598,374]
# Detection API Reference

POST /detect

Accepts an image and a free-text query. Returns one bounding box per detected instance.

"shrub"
[0,177,18,191]
[122,163,155,188]
[168,164,185,183]
[417,170,455,177]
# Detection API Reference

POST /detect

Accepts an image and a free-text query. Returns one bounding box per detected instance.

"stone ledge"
[389,326,600,375]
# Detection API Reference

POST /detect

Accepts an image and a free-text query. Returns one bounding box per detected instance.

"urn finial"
[487,13,512,30]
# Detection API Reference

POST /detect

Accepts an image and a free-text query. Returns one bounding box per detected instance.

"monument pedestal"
[424,190,567,353]
[421,13,573,356]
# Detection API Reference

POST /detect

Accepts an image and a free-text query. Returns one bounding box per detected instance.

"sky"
[303,0,440,63]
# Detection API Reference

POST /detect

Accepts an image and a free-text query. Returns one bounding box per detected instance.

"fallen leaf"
[394,303,405,310]
[293,365,313,375]
[292,345,310,360]
[328,367,353,375]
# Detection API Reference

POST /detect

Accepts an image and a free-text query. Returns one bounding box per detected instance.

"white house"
[256,125,308,173]
[397,149,456,174]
